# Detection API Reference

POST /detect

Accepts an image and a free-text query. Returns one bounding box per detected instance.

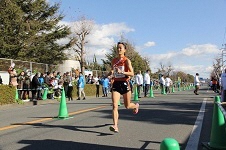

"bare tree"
[143,56,150,70]
[211,57,222,80]
[70,16,94,74]
[158,62,173,76]
[159,62,165,72]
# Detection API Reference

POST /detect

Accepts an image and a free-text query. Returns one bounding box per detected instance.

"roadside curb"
[0,96,98,110]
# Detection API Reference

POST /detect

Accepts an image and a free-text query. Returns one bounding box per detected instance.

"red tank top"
[112,56,129,81]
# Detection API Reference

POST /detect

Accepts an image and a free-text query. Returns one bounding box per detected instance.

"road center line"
[0,105,108,131]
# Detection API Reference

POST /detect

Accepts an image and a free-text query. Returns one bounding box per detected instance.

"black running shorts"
[112,81,131,95]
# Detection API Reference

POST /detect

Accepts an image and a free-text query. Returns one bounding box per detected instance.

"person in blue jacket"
[77,72,86,100]
[102,76,110,97]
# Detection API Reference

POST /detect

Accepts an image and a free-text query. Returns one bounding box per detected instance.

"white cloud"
[181,44,219,56]
[148,44,219,78]
[87,23,135,48]
[56,21,135,63]
[144,41,156,47]
[55,20,220,78]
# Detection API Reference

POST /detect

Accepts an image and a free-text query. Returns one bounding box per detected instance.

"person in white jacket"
[143,70,150,97]
[159,74,165,94]
[221,69,226,102]
[194,73,200,95]
[135,70,143,98]
[165,75,172,94]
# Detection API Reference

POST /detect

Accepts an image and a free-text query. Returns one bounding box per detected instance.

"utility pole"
[221,44,226,72]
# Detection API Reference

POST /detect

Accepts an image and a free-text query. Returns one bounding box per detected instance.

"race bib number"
[113,66,125,78]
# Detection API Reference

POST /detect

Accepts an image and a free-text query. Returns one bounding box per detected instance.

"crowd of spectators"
[15,71,75,101]
[5,66,118,101]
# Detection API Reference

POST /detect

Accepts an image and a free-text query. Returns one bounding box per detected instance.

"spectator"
[38,73,44,86]
[23,72,31,100]
[90,76,95,84]
[77,72,86,100]
[31,73,41,101]
[17,71,25,99]
[87,74,92,84]
[0,75,2,84]
[93,76,100,97]
[38,73,45,100]
[44,72,51,87]
[165,75,172,94]
[56,72,61,80]
[211,77,218,93]
[67,72,73,101]
[221,68,226,102]
[194,73,201,95]
[135,70,143,98]
[160,74,165,94]
[74,75,79,98]
[52,71,57,79]
[8,64,18,87]
[102,76,110,97]
[143,70,150,97]
[63,72,70,98]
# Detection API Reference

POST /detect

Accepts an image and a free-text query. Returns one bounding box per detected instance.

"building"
[57,60,80,74]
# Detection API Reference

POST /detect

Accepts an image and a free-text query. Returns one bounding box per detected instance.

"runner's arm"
[123,59,134,77]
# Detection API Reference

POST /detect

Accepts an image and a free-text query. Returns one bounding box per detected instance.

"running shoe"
[133,103,139,114]
[109,125,119,133]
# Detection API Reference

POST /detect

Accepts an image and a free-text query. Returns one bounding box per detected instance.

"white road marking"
[185,99,207,150]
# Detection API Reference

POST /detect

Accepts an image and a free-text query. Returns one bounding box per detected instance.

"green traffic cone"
[15,89,19,100]
[149,86,154,98]
[57,88,69,119]
[178,85,181,91]
[172,86,175,93]
[160,138,180,150]
[208,96,226,149]
[133,87,139,101]
[118,99,122,106]
[162,86,166,95]
[42,88,48,100]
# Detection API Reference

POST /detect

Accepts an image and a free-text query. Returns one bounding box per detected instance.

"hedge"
[0,85,16,105]
[0,84,101,105]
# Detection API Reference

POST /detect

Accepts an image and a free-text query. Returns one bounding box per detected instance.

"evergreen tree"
[0,0,73,64]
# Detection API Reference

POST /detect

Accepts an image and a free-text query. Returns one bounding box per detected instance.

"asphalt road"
[0,85,218,150]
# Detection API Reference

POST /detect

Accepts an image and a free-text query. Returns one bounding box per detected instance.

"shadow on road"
[18,139,139,150]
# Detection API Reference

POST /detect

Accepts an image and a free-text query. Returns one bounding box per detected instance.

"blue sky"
[49,0,226,79]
